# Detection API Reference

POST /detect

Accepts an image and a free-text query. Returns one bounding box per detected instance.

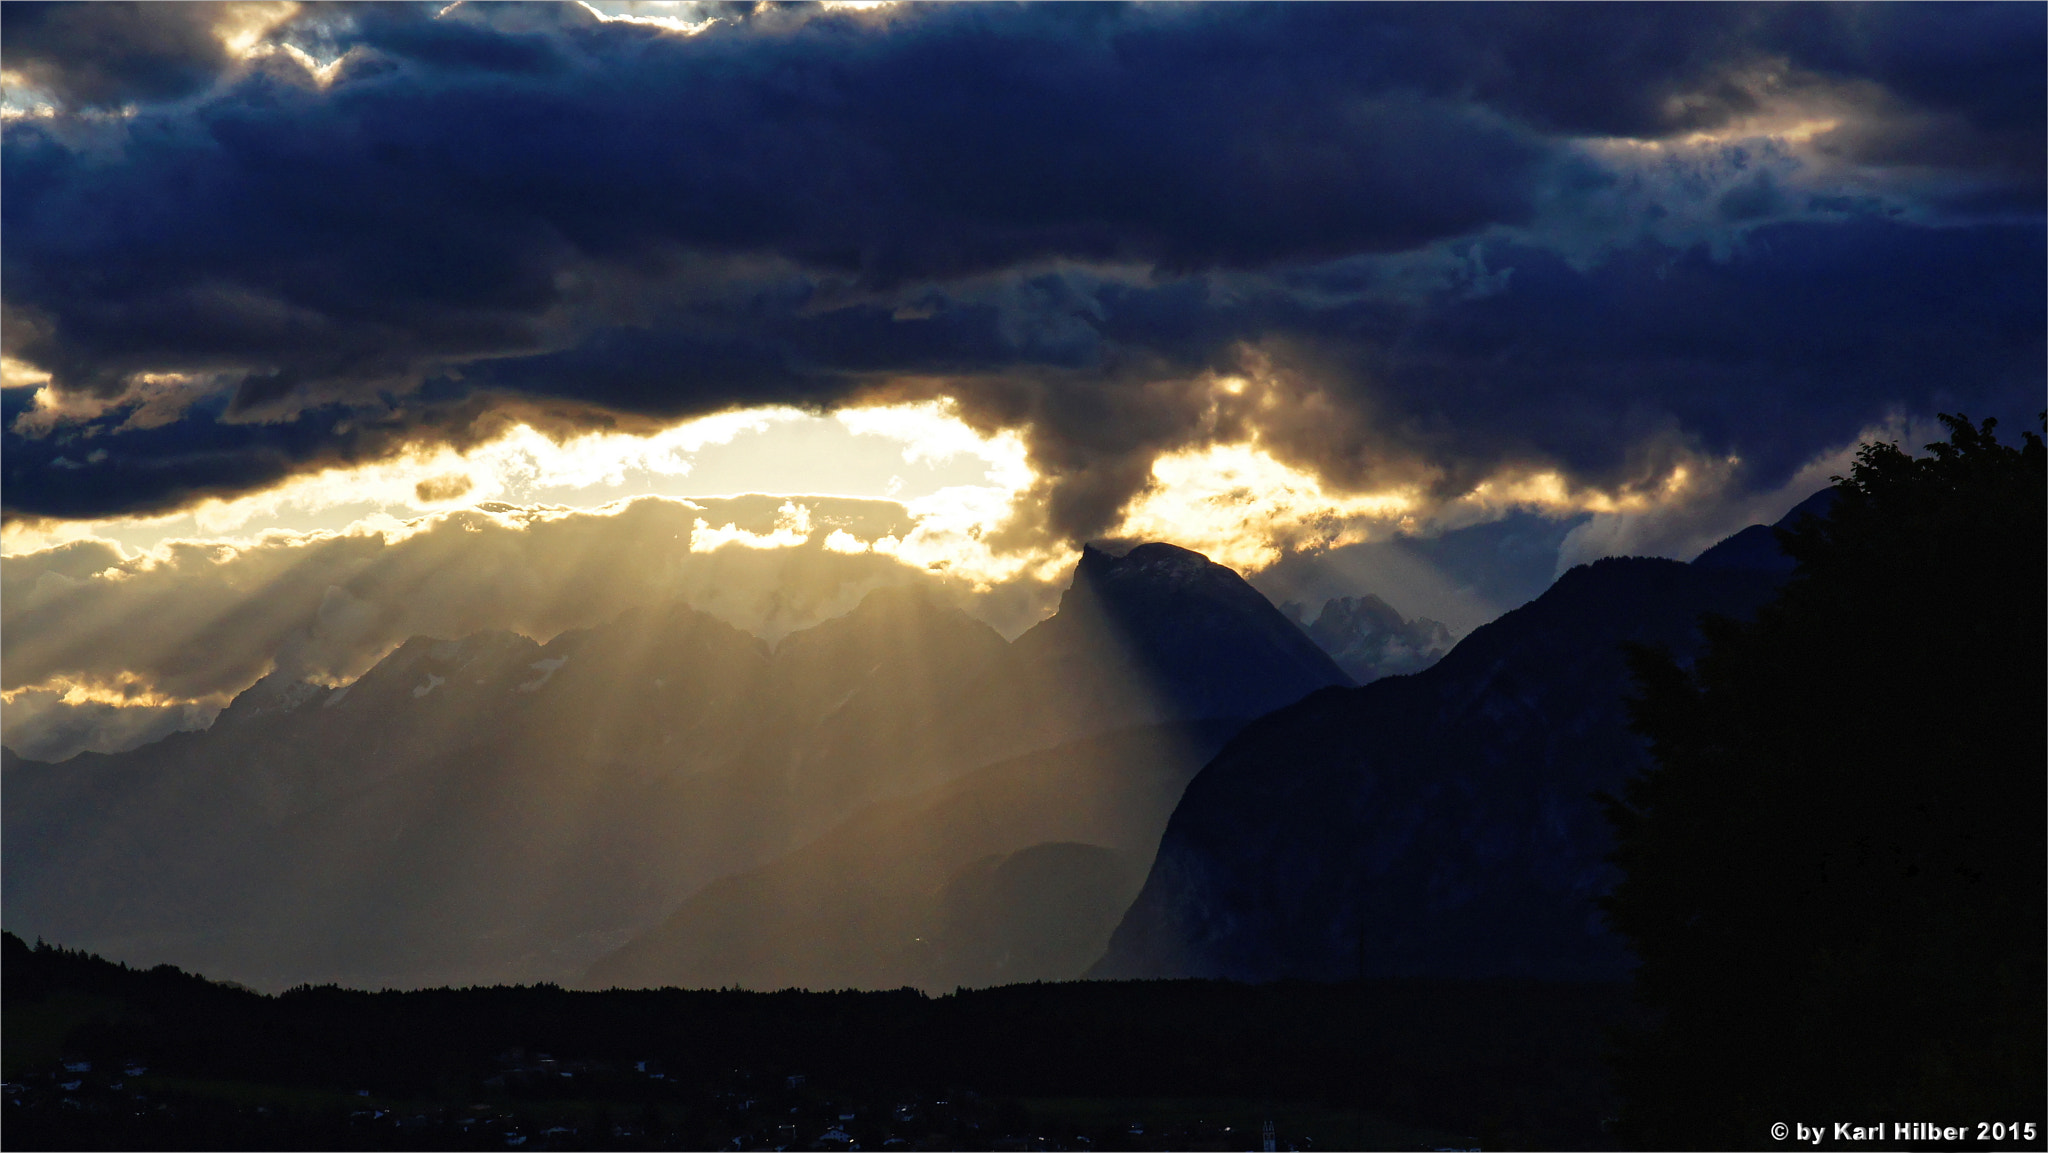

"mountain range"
[6,593,1000,989]
[5,497,1820,994]
[3,543,1349,991]
[1285,594,1455,684]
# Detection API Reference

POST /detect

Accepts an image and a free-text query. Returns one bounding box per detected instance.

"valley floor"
[3,932,1629,1150]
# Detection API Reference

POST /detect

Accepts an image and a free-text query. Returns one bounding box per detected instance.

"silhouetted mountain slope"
[1054,542,1353,714]
[940,543,1351,762]
[1092,507,1818,982]
[1691,488,1837,574]
[585,721,1235,992]
[756,585,1012,813]
[928,840,1147,989]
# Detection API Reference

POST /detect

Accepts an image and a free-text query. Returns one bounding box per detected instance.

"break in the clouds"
[3,1,2040,547]
[0,491,1071,758]
[4,1,2042,760]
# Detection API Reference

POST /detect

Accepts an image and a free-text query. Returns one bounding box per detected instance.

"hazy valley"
[11,506,1804,998]
[5,542,1354,992]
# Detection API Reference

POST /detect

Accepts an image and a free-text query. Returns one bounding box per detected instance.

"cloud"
[1774,3,2046,195]
[1,685,215,762]
[0,487,1068,679]
[413,472,473,502]
[1549,409,1960,572]
[1,2,2040,573]
[1,492,1075,758]
[1,2,297,109]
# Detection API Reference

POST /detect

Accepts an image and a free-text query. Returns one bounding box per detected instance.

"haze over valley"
[6,540,1359,990]
[7,509,1797,996]
[2,3,2040,1147]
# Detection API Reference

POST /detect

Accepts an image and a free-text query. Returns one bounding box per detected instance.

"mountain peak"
[1026,541,1351,722]
[1062,541,1273,621]
[1302,595,1453,684]
[1077,539,1208,571]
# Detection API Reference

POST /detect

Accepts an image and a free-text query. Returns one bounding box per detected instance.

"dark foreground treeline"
[3,930,1626,1150]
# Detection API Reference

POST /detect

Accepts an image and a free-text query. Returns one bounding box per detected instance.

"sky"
[2,1,2042,759]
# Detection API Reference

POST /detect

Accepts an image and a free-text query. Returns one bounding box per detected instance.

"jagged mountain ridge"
[1092,496,1830,984]
[1287,594,1454,684]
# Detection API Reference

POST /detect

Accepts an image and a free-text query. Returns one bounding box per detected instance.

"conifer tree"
[1604,415,2046,1147]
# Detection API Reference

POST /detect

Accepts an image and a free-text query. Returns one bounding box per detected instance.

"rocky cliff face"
[1091,524,1809,983]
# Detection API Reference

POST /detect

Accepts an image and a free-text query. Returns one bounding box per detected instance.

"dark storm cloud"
[882,216,2044,537]
[1776,2,2047,185]
[2,385,527,521]
[3,2,2042,537]
[0,1,251,108]
[1268,218,2048,497]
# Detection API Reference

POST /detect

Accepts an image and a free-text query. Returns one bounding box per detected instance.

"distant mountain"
[587,543,1350,992]
[585,722,1234,992]
[1287,594,1453,684]
[3,590,1006,990]
[1092,497,1825,984]
[5,542,1346,993]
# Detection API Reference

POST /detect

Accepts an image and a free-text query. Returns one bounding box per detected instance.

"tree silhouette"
[1604,414,2046,1148]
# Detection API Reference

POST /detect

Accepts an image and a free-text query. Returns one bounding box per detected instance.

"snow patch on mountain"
[518,658,569,693]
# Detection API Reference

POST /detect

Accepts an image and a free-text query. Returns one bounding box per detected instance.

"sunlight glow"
[2,399,1056,589]
[0,676,229,712]
[215,2,302,58]
[1113,444,1420,573]
[1592,116,1845,154]
[829,403,1057,587]
[273,42,351,87]
[1,357,53,387]
[3,388,1723,595]
[8,373,207,439]
[6,406,810,549]
[1113,441,1717,574]
[575,1,723,35]
[1456,463,1694,519]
